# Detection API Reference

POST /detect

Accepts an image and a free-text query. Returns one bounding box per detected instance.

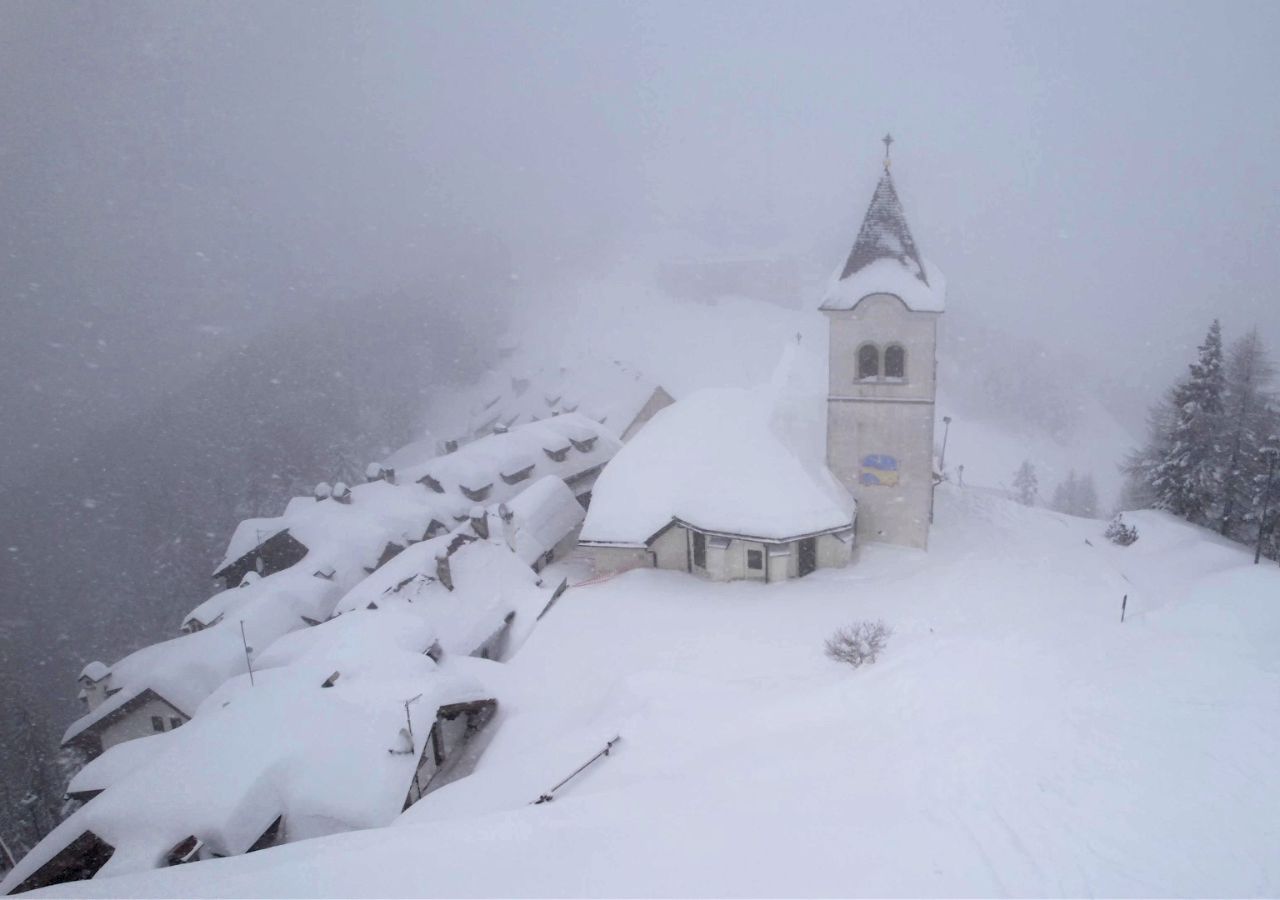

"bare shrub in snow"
[1105,514,1140,546]
[824,620,892,668]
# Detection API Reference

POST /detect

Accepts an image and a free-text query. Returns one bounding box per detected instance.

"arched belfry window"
[857,344,880,380]
[884,344,905,380]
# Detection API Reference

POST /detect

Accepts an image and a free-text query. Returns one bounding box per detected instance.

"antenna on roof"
[882,133,894,172]
[239,619,255,687]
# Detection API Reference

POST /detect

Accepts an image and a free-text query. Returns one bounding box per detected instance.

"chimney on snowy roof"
[435,553,453,592]
[470,506,489,540]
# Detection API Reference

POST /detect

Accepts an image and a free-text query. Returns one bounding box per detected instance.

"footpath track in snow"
[32,487,1280,898]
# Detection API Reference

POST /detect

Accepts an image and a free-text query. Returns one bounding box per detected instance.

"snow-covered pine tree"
[1151,319,1225,525]
[1218,329,1277,540]
[1012,460,1038,506]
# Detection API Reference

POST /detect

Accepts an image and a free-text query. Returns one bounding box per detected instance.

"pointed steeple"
[838,169,929,286]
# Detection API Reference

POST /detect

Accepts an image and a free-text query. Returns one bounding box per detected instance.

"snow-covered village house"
[579,385,856,582]
[822,140,944,550]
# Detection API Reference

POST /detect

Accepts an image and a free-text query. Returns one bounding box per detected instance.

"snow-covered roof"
[424,357,670,447]
[64,568,341,747]
[397,414,620,501]
[212,483,435,581]
[820,170,945,313]
[66,730,176,799]
[501,476,585,568]
[331,533,552,658]
[78,661,110,684]
[580,387,854,544]
[12,616,493,888]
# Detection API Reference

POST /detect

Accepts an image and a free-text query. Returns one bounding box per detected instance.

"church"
[579,140,945,580]
[821,137,946,550]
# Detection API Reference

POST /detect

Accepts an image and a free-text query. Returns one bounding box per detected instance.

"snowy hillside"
[33,486,1280,897]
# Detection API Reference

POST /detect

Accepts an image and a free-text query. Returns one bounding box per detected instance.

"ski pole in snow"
[1121,594,1127,623]
[532,736,621,804]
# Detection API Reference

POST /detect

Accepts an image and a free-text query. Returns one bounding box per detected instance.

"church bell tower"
[821,137,945,549]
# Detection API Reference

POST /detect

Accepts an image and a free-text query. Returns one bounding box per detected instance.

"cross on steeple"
[882,133,894,171]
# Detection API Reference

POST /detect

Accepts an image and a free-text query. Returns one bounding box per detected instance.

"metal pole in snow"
[240,619,255,686]
[1121,594,1127,623]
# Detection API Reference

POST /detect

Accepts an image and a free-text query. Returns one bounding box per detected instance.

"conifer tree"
[1218,329,1277,539]
[1012,460,1038,506]
[1151,319,1225,524]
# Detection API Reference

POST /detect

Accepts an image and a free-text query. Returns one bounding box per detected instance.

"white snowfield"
[30,486,1280,897]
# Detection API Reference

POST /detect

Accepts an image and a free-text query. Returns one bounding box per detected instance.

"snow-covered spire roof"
[840,171,927,285]
[821,165,945,313]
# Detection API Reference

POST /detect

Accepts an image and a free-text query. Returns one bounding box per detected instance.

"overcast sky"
[3,0,1279,467]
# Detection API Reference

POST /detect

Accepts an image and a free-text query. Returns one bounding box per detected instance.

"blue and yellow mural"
[859,454,899,487]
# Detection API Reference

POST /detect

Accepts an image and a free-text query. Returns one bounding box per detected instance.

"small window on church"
[884,344,905,379]
[151,716,165,732]
[857,344,880,380]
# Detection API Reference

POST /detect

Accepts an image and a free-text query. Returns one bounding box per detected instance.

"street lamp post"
[939,416,953,475]
[1255,441,1279,565]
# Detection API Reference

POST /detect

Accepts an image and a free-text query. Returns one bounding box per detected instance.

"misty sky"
[3,0,1279,471]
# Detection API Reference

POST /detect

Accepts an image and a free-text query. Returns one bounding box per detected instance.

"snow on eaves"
[580,387,853,545]
[819,255,946,313]
[64,568,340,747]
[501,476,584,568]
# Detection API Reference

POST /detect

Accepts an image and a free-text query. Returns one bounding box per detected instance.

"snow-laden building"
[579,380,855,582]
[5,613,499,895]
[821,144,945,549]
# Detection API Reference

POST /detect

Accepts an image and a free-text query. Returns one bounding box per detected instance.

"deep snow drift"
[31,486,1280,897]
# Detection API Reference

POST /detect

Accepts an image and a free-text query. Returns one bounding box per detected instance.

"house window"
[692,531,706,568]
[151,716,165,732]
[884,344,905,379]
[857,344,880,380]
[747,549,763,570]
[169,717,183,730]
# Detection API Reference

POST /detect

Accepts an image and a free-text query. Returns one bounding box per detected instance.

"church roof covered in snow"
[579,387,854,545]
[820,170,945,313]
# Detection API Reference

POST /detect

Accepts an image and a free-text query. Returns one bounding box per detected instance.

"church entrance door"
[798,538,817,577]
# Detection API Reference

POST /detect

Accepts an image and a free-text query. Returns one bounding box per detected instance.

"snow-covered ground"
[33,486,1280,897]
